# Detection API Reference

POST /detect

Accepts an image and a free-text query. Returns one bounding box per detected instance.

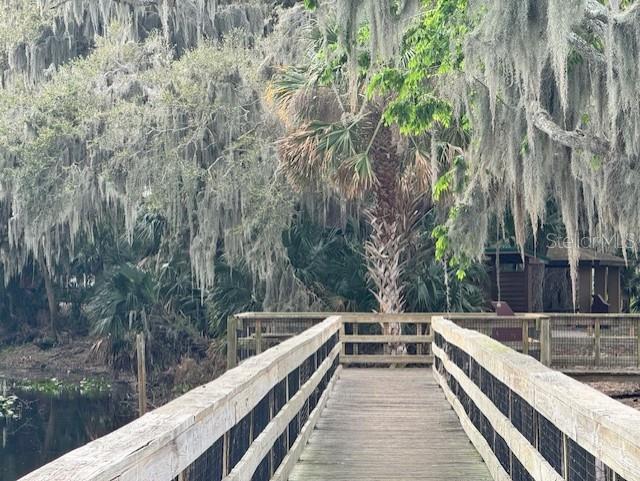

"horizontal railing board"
[340,355,433,364]
[432,317,640,481]
[433,344,564,481]
[340,317,434,324]
[20,316,341,481]
[342,335,434,343]
[235,312,331,320]
[225,343,341,480]
[432,361,538,481]
[271,366,342,481]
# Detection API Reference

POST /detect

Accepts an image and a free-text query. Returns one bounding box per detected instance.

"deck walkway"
[289,368,492,481]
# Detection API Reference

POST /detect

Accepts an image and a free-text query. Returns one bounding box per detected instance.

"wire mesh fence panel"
[229,412,251,472]
[271,431,288,474]
[511,392,536,445]
[250,454,270,481]
[550,315,640,370]
[237,316,328,362]
[568,438,597,481]
[450,316,542,361]
[598,317,639,369]
[512,456,535,481]
[551,316,597,370]
[495,432,512,474]
[252,392,271,442]
[434,322,634,481]
[180,438,224,481]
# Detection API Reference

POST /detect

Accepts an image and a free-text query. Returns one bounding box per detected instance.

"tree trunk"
[38,253,58,340]
[366,117,408,356]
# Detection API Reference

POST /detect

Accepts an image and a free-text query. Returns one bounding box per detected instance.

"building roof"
[544,247,626,267]
[484,246,627,267]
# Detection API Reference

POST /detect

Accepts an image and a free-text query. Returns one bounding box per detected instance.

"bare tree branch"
[531,103,611,155]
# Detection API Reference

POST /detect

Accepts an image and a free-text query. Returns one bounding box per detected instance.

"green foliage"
[284,214,375,312]
[404,257,487,312]
[0,1,50,50]
[86,263,157,341]
[206,258,260,337]
[304,0,318,10]
[15,377,111,397]
[0,394,19,419]
[369,0,470,134]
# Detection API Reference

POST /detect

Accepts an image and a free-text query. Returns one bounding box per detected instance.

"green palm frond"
[337,153,378,198]
[279,113,380,198]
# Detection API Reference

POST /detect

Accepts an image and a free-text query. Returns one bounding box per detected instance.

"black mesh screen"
[272,431,288,473]
[512,456,534,481]
[229,412,251,471]
[495,432,511,474]
[435,332,628,481]
[538,414,564,476]
[288,367,300,398]
[175,329,340,481]
[252,392,271,441]
[568,438,597,481]
[182,438,224,481]
[250,453,271,481]
[511,392,536,445]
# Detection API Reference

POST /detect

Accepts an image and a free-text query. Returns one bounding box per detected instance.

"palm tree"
[270,44,432,318]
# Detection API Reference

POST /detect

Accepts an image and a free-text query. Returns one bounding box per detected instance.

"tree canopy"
[2,0,639,352]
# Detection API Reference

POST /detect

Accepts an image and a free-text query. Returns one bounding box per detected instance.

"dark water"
[0,381,135,481]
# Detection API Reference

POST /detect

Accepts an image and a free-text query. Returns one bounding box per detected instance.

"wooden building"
[485,247,626,313]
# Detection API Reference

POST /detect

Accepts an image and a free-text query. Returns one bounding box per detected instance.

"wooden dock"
[288,368,492,481]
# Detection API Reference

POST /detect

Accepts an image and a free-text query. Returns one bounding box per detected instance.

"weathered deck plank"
[288,368,492,481]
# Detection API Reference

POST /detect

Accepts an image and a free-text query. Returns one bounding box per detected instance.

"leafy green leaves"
[369,0,470,135]
[304,0,319,10]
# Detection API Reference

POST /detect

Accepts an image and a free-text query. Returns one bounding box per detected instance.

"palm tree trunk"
[366,120,408,356]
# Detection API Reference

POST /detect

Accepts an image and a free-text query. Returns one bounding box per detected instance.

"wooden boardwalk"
[288,368,492,481]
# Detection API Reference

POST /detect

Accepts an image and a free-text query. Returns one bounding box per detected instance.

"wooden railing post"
[227,315,238,370]
[340,321,346,360]
[255,319,263,355]
[522,319,529,356]
[594,319,602,367]
[353,323,359,355]
[540,316,552,367]
[136,333,147,416]
[636,318,640,368]
[562,433,569,481]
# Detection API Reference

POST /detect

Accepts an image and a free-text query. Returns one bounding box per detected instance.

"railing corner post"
[227,315,238,370]
[339,319,346,363]
[540,316,552,367]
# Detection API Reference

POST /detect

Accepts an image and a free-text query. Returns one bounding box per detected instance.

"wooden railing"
[339,314,434,365]
[432,316,640,481]
[227,312,640,372]
[20,317,342,481]
[227,313,330,368]
[547,314,640,372]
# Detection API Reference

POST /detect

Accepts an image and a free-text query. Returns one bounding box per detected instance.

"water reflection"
[0,380,135,481]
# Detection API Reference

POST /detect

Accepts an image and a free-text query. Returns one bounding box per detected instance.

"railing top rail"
[235,312,517,322]
[20,316,342,481]
[546,312,640,318]
[235,312,333,320]
[236,311,640,320]
[432,316,640,480]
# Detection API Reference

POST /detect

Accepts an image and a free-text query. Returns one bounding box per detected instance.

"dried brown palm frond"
[277,122,325,190]
[335,152,378,199]
[277,113,380,197]
[267,67,344,127]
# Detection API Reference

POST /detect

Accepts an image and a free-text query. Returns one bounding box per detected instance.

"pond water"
[0,378,135,481]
